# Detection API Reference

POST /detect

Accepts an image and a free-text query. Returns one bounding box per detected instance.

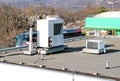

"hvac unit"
[37,16,64,48]
[37,16,67,54]
[82,40,106,54]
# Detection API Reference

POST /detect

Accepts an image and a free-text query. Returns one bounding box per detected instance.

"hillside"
[0,0,120,10]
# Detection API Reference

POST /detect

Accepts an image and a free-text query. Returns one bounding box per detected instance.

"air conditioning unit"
[37,16,64,48]
[82,40,106,54]
[36,16,67,54]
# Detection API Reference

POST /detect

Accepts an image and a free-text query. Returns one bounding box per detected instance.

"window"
[54,23,63,35]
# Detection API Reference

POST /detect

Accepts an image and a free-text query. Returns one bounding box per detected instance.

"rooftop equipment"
[15,28,82,47]
[24,28,37,55]
[82,40,106,54]
[37,16,67,54]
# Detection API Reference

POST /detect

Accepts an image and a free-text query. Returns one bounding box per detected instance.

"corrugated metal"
[85,18,120,30]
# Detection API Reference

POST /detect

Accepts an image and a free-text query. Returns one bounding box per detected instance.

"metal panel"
[87,42,98,49]
[85,17,120,30]
[37,20,49,47]
[37,17,64,48]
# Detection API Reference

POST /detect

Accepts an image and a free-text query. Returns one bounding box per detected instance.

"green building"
[85,11,120,36]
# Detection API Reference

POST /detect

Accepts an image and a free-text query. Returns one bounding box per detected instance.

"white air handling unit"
[82,40,106,54]
[37,16,64,48]
[37,16,66,54]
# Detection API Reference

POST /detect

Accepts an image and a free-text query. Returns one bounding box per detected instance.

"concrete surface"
[0,37,120,79]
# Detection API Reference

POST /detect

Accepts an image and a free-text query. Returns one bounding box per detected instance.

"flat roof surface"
[0,37,120,79]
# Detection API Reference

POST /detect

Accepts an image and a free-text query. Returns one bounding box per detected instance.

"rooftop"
[0,37,120,79]
[94,11,120,18]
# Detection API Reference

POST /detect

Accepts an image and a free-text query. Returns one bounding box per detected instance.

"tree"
[0,4,22,35]
[98,6,107,13]
[0,3,24,47]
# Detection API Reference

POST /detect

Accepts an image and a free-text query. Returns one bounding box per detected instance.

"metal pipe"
[0,46,28,52]
[29,28,33,52]
[106,60,110,69]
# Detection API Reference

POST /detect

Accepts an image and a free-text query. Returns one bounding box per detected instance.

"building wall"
[85,18,120,30]
[0,63,115,81]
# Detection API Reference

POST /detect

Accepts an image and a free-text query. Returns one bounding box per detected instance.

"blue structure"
[16,32,37,47]
[16,28,81,47]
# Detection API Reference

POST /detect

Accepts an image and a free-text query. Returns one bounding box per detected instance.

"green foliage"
[98,6,107,13]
